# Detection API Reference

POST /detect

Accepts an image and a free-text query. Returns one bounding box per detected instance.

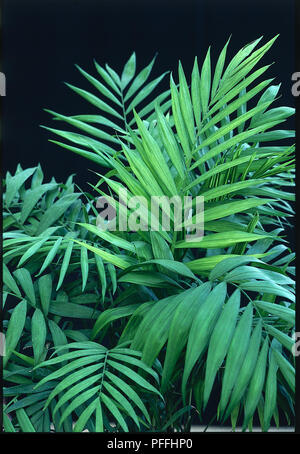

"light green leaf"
[254,301,294,325]
[13,268,36,306]
[263,348,278,431]
[273,349,295,393]
[80,246,89,292]
[38,274,52,317]
[5,167,36,208]
[3,263,21,296]
[121,52,136,89]
[31,308,47,365]
[182,282,226,398]
[15,408,36,432]
[203,289,240,408]
[56,240,74,290]
[175,231,268,249]
[4,299,27,368]
[161,282,212,392]
[124,54,157,101]
[74,240,131,270]
[219,303,253,416]
[242,336,269,430]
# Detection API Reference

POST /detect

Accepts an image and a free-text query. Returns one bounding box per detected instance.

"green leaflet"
[48,320,68,355]
[54,375,102,418]
[202,198,273,223]
[170,75,191,163]
[224,265,294,286]
[79,222,136,253]
[273,350,295,393]
[161,281,213,392]
[15,408,36,432]
[224,319,261,420]
[107,359,162,398]
[56,240,74,290]
[94,60,121,94]
[31,309,47,365]
[43,363,103,409]
[175,231,269,249]
[209,255,262,281]
[240,281,295,303]
[35,193,80,236]
[48,140,110,167]
[125,73,168,115]
[150,231,174,261]
[219,304,253,416]
[92,304,142,340]
[263,348,278,431]
[181,282,227,399]
[73,240,132,269]
[105,371,151,424]
[73,398,99,433]
[37,237,63,276]
[38,274,52,317]
[80,246,89,292]
[75,65,122,106]
[131,291,189,358]
[3,263,21,297]
[211,37,230,99]
[121,52,136,89]
[49,301,100,319]
[185,155,270,192]
[203,289,241,409]
[103,382,140,428]
[20,183,58,224]
[5,167,37,209]
[242,336,269,430]
[118,271,179,288]
[65,83,123,120]
[59,385,101,427]
[94,253,107,302]
[187,254,264,273]
[254,301,294,325]
[4,300,27,368]
[133,110,178,196]
[155,104,185,179]
[191,57,201,129]
[178,61,195,142]
[190,122,280,171]
[124,54,157,101]
[199,47,211,115]
[264,325,294,352]
[13,268,36,307]
[46,110,120,144]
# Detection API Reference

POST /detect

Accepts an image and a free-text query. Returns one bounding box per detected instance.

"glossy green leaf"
[219,304,253,416]
[31,308,47,365]
[242,336,269,430]
[38,274,52,316]
[4,300,27,368]
[182,282,227,398]
[203,289,240,408]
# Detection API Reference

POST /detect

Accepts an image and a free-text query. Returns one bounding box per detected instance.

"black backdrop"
[2,0,295,188]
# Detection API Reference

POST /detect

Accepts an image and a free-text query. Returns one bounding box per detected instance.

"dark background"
[1,0,296,188]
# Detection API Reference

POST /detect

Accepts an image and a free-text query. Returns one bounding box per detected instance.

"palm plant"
[3,35,295,432]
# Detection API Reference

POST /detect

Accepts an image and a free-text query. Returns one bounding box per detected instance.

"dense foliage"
[3,36,295,432]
